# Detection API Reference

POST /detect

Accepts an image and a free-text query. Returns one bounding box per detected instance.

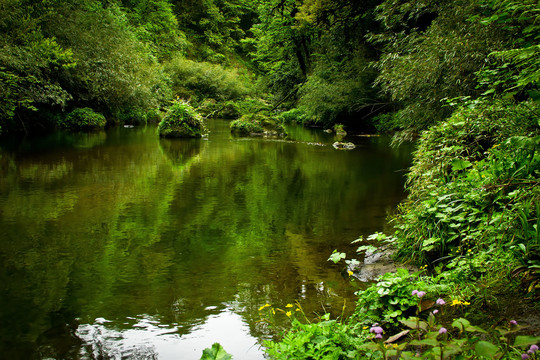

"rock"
[332,141,356,150]
[349,245,417,282]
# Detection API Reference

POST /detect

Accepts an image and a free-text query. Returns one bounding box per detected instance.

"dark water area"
[0,120,413,359]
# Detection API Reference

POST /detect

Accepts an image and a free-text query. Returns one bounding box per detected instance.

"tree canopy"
[0,0,538,136]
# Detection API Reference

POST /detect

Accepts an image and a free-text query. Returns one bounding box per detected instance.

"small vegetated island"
[1,0,539,358]
[158,100,207,138]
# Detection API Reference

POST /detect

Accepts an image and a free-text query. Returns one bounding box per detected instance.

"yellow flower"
[393,344,399,349]
[463,301,470,306]
[467,249,472,253]
[286,311,292,317]
[258,304,271,311]
[272,308,276,315]
[348,270,354,276]
[286,303,293,308]
[451,299,462,306]
[362,326,368,330]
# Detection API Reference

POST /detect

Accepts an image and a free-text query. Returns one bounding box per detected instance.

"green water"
[0,120,412,359]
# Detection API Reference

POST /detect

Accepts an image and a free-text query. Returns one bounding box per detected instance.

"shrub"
[163,56,254,102]
[57,107,107,131]
[145,108,162,124]
[279,108,308,124]
[158,100,206,138]
[392,100,540,273]
[114,108,147,125]
[230,113,286,136]
[230,115,265,135]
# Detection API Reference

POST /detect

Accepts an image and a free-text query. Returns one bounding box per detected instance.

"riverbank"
[261,99,540,359]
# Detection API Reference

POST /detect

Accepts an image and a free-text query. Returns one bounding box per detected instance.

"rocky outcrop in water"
[332,142,356,150]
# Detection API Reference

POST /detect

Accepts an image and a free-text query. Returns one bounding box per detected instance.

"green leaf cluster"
[57,107,106,131]
[353,269,440,325]
[158,100,207,138]
[265,318,368,360]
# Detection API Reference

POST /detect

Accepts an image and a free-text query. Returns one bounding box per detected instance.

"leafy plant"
[200,343,232,360]
[353,269,441,326]
[57,107,107,131]
[158,100,207,138]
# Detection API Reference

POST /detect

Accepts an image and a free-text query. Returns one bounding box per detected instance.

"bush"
[279,108,309,124]
[114,108,147,125]
[145,109,162,124]
[230,113,286,136]
[57,107,107,131]
[158,101,206,138]
[230,115,265,135]
[392,100,540,274]
[163,56,255,103]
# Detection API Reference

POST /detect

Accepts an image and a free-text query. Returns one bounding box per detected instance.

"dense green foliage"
[158,100,206,137]
[57,107,107,130]
[0,0,259,135]
[260,0,540,358]
[2,0,540,357]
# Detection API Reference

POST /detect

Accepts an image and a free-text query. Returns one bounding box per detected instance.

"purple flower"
[439,327,447,334]
[510,320,518,326]
[432,309,439,314]
[416,291,426,298]
[521,354,529,359]
[375,333,383,339]
[436,298,446,305]
[370,326,384,334]
[529,345,539,352]
[412,290,418,296]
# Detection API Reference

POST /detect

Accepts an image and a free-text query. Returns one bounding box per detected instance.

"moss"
[158,101,207,138]
[57,107,107,131]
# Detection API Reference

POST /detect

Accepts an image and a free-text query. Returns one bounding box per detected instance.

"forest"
[1,0,539,358]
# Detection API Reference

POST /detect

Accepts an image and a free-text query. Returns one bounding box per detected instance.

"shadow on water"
[0,120,413,359]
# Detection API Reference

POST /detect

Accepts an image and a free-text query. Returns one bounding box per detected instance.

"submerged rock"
[332,142,356,150]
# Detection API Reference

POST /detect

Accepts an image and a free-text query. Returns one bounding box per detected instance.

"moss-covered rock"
[230,113,286,137]
[158,101,207,138]
[57,107,107,131]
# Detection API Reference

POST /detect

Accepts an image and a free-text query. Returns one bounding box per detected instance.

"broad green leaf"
[451,159,472,171]
[452,318,470,331]
[410,338,440,346]
[513,335,540,347]
[400,317,427,331]
[475,341,500,358]
[328,250,346,264]
[200,343,232,360]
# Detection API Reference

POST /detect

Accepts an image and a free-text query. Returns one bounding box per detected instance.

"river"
[0,120,412,359]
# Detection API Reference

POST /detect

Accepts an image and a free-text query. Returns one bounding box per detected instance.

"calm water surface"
[0,120,412,359]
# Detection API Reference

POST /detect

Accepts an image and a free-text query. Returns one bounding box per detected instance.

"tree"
[369,0,508,138]
[121,0,189,61]
[0,0,75,133]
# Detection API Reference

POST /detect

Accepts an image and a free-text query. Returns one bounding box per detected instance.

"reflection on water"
[0,122,412,359]
[77,311,263,360]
